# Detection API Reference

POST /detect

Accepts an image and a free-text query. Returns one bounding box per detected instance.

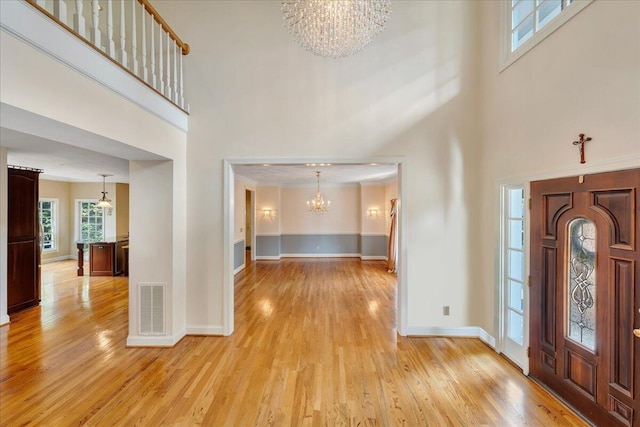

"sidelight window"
[567,218,596,350]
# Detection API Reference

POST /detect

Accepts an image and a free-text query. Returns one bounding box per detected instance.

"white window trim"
[39,198,58,253]
[500,0,594,72]
[75,198,104,243]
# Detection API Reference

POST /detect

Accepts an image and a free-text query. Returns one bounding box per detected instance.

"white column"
[73,0,85,38]
[106,0,115,58]
[131,0,139,76]
[119,0,128,68]
[150,16,157,89]
[165,32,171,98]
[158,20,164,95]
[90,0,102,48]
[36,0,45,7]
[53,0,67,26]
[141,4,148,82]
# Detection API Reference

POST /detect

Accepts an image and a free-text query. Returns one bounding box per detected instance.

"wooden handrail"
[138,0,189,55]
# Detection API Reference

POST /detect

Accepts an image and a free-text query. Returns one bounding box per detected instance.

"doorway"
[245,189,255,262]
[530,168,639,427]
[223,159,407,337]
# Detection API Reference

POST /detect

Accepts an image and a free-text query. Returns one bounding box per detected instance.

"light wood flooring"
[1,258,588,426]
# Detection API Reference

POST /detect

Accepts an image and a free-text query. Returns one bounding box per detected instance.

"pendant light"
[306,171,330,213]
[96,174,113,209]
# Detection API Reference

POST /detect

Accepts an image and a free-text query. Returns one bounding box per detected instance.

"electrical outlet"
[316,245,320,250]
[443,306,450,316]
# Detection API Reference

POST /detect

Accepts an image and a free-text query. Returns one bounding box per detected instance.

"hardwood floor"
[1,259,588,426]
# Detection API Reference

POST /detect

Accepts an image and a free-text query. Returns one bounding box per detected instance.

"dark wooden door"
[7,168,41,314]
[530,168,640,427]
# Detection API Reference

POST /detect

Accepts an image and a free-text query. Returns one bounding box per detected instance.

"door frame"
[494,155,640,374]
[223,157,407,337]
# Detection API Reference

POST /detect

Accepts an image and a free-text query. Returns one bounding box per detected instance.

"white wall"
[477,1,640,334]
[0,147,8,325]
[0,24,187,343]
[155,0,481,333]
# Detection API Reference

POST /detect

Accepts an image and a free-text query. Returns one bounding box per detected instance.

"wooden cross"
[572,133,592,164]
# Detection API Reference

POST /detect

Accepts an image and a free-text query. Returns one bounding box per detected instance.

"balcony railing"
[26,0,189,112]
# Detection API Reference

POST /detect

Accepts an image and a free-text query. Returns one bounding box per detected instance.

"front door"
[530,168,639,427]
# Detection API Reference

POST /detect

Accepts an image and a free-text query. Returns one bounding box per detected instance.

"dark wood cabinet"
[7,167,41,314]
[90,243,114,276]
[89,239,128,276]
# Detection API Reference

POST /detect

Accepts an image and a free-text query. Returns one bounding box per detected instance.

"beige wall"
[115,183,129,238]
[255,186,281,236]
[477,0,640,333]
[39,179,72,261]
[360,185,387,236]
[38,180,130,261]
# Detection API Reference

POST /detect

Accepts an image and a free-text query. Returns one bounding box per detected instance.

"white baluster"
[73,0,85,38]
[158,20,164,95]
[131,0,139,76]
[179,51,184,109]
[141,3,148,82]
[165,32,171,99]
[173,41,178,103]
[90,0,101,48]
[119,0,128,68]
[36,0,46,7]
[150,15,156,89]
[53,0,67,26]
[106,0,115,58]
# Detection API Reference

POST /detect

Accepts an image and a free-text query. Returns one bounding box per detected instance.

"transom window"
[503,0,593,69]
[38,199,57,251]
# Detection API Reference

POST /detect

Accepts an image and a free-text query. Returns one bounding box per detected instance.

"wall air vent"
[138,283,166,335]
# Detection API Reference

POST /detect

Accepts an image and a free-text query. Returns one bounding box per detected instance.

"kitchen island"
[76,236,129,276]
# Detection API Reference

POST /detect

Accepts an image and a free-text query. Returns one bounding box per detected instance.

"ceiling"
[1,127,131,183]
[1,128,397,186]
[233,163,398,186]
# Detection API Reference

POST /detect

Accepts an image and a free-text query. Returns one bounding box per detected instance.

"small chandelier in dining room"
[307,171,331,213]
[282,0,392,58]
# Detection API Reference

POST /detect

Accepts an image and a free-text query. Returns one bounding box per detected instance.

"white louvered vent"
[139,283,166,335]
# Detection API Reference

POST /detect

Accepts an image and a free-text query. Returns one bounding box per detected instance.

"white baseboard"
[406,326,496,348]
[233,264,245,275]
[186,325,224,336]
[126,328,186,347]
[255,255,282,260]
[360,255,388,261]
[0,314,10,326]
[280,253,361,258]
[42,255,73,264]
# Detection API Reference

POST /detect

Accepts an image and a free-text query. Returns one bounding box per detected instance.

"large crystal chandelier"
[282,0,392,58]
[307,171,330,213]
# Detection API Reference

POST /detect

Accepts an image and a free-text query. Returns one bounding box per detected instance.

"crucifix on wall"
[572,133,592,164]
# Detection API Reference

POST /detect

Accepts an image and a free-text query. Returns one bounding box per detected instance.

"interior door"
[530,168,639,427]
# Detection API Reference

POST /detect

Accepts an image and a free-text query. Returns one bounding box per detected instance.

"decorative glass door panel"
[567,218,596,350]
